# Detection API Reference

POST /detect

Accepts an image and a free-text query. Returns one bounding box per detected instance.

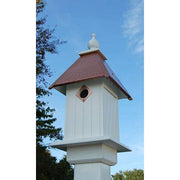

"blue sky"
[42,0,144,175]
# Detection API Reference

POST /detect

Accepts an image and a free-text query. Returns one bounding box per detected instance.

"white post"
[74,163,111,180]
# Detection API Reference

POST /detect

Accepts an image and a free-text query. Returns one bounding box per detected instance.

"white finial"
[92,33,96,37]
[88,33,99,50]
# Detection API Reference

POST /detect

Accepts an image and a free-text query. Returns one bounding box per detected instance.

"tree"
[113,171,124,180]
[112,169,144,180]
[123,169,144,180]
[54,157,74,180]
[36,1,63,143]
[36,144,57,180]
[36,144,74,180]
[36,1,73,180]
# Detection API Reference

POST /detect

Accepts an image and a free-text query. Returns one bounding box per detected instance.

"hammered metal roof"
[49,51,132,100]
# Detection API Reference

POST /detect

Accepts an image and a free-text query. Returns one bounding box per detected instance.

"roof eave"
[50,76,132,101]
[109,77,133,101]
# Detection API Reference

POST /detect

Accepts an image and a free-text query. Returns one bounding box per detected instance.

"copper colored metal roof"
[49,51,132,100]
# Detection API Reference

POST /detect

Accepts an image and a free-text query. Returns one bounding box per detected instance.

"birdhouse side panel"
[103,86,119,142]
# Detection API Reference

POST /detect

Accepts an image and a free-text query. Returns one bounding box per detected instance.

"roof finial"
[88,33,99,50]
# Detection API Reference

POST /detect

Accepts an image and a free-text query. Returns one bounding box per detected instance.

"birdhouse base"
[50,137,131,180]
[50,136,131,153]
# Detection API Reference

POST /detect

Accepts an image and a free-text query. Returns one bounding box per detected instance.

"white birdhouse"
[49,34,132,180]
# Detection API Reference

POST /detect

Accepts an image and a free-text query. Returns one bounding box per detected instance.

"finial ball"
[92,33,96,38]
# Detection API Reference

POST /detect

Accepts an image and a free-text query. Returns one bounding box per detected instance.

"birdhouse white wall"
[64,79,103,140]
[64,78,119,142]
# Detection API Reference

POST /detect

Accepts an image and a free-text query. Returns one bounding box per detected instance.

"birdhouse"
[49,33,132,180]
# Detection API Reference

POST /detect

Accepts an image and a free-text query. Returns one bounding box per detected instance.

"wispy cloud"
[122,0,144,54]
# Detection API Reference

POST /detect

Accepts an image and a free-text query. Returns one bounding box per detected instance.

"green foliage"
[123,169,144,180]
[54,157,74,180]
[36,98,62,143]
[113,171,124,180]
[36,144,74,180]
[36,143,56,180]
[112,169,144,180]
